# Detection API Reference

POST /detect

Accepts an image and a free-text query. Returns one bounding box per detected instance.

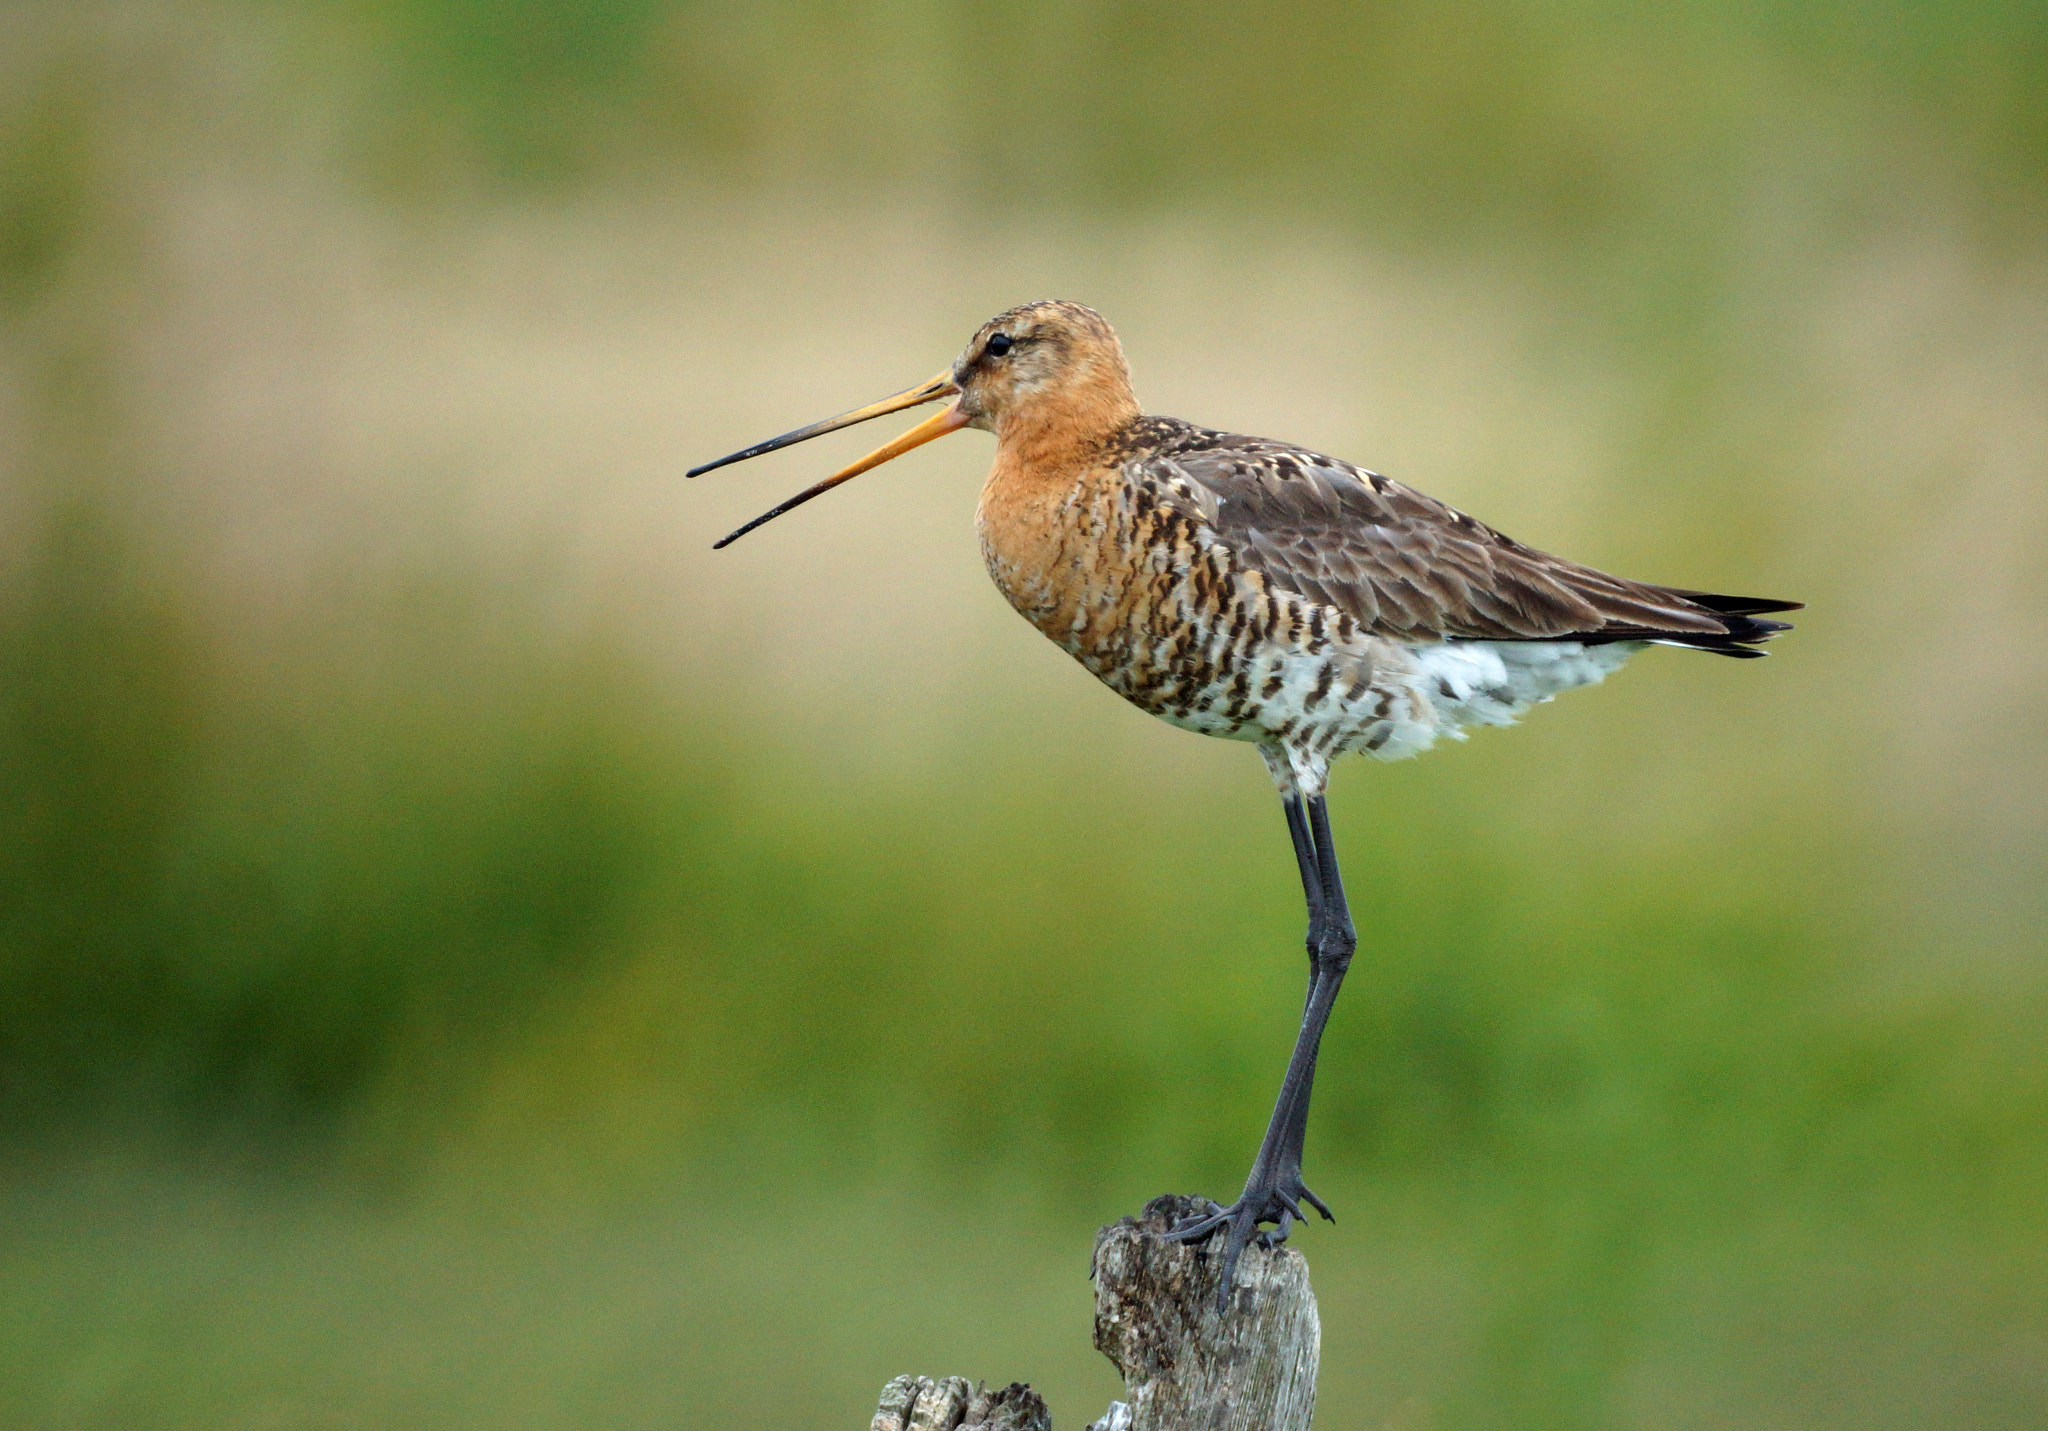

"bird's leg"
[1287,794,1352,1214]
[1283,793,1325,1012]
[1256,796,1339,1251]
[1260,795,1352,1232]
[1168,793,1355,1306]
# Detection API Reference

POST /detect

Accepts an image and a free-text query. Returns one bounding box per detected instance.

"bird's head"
[691,300,1138,548]
[950,300,1138,439]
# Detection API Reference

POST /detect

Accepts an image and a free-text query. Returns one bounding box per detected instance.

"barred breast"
[975,459,1469,770]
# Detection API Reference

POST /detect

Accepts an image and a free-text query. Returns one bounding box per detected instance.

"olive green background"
[1,3,2043,1428]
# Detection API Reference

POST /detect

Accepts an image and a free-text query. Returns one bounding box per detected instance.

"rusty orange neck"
[992,377,1142,480]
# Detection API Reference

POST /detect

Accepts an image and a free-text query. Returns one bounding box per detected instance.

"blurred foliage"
[0,501,681,1144]
[318,0,2048,262]
[1,2,2045,1428]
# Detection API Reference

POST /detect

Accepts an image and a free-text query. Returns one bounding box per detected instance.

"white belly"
[1382,639,1642,758]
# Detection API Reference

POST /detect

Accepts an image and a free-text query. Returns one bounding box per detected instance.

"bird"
[689,300,1798,1308]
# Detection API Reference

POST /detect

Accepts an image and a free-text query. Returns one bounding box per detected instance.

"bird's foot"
[1163,1168,1334,1309]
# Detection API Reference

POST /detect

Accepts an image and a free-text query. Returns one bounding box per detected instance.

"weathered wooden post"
[868,1195,1321,1431]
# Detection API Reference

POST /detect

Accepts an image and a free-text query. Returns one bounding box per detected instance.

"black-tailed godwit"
[690,301,1799,1307]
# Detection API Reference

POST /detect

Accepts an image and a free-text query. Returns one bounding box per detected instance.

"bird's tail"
[1645,589,1802,658]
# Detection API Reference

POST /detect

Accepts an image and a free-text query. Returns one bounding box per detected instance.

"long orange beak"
[689,369,967,549]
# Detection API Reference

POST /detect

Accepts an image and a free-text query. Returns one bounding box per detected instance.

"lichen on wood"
[870,1375,1051,1431]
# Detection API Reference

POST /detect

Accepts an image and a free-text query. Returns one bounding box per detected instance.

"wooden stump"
[870,1376,1051,1431]
[1090,1194,1321,1431]
[867,1193,1320,1431]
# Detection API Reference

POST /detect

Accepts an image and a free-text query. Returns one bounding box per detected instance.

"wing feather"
[1129,428,1768,646]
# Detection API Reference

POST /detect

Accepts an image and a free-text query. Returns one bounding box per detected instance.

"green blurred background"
[1,2,2044,1427]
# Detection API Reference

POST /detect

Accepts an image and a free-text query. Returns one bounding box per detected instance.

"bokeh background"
[2,3,2044,1428]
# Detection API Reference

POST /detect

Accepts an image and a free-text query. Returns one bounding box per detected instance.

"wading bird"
[690,302,1797,1306]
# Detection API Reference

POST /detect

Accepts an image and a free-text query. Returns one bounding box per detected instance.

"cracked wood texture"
[870,1376,1052,1431]
[1090,1195,1320,1431]
[866,1193,1319,1431]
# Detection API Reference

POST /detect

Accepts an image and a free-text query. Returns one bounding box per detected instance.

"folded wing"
[1132,430,1798,656]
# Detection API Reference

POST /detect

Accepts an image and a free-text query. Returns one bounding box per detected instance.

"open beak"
[689,369,967,549]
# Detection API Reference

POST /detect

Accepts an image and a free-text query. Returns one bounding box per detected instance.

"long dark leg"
[1266,796,1352,1209]
[1169,792,1356,1307]
[1276,796,1333,1194]
[1269,794,1351,1220]
[1283,794,1325,1011]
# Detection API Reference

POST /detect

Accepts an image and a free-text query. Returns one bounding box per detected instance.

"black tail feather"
[1577,590,1800,657]
[1662,588,1805,618]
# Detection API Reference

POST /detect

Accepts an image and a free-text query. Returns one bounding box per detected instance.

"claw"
[1166,1174,1337,1309]
[1299,1184,1335,1223]
[1255,1209,1295,1250]
[1214,1205,1259,1309]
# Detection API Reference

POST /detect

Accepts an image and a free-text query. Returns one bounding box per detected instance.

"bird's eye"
[985,333,1013,358]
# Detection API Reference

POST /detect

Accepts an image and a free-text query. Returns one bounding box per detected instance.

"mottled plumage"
[965,307,1792,796]
[1113,416,1790,650]
[691,299,1798,1309]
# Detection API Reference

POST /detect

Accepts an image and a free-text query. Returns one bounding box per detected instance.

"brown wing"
[1128,426,1795,649]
